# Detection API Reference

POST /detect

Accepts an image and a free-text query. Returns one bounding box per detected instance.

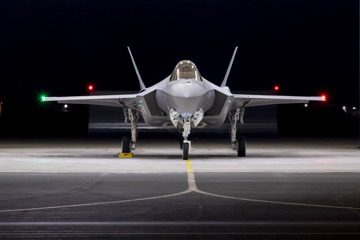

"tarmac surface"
[0,137,360,239]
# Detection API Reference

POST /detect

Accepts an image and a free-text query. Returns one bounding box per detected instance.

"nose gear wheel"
[182,141,190,160]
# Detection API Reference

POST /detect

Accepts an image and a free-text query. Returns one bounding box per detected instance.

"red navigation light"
[274,85,279,91]
[88,85,94,91]
[321,94,326,101]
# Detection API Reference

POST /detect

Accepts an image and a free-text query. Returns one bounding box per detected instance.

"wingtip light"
[321,95,326,101]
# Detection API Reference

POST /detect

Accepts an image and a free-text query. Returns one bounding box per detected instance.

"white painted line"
[0,221,359,226]
[0,190,191,214]
[0,159,359,214]
[0,232,358,235]
[196,189,360,211]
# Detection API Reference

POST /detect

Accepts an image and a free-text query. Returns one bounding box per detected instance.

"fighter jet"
[43,47,325,159]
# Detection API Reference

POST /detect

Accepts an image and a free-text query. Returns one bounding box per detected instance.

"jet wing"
[43,94,139,108]
[233,94,324,108]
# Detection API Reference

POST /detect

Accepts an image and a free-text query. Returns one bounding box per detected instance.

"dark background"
[0,0,358,137]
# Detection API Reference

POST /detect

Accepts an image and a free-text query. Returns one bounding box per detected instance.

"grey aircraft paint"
[43,47,324,159]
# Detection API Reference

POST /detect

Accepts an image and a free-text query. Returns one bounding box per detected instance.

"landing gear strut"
[181,117,191,160]
[121,108,140,153]
[170,108,205,160]
[228,107,246,157]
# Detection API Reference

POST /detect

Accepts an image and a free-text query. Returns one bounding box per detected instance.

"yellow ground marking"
[118,153,133,158]
[185,160,193,173]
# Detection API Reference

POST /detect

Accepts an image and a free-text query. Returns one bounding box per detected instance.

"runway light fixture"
[304,104,308,107]
[88,85,94,91]
[353,107,357,110]
[64,104,68,108]
[274,85,279,91]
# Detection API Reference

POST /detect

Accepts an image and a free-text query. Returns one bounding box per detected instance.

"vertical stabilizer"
[220,46,238,87]
[127,47,146,91]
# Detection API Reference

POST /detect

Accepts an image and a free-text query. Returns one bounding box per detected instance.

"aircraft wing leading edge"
[43,94,139,108]
[233,94,324,108]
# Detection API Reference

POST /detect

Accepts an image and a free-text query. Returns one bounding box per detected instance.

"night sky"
[0,0,358,136]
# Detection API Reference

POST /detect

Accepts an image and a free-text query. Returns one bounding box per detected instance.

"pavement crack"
[0,173,105,203]
[334,191,360,216]
[193,193,205,221]
[78,173,107,192]
[194,189,360,211]
[185,160,360,212]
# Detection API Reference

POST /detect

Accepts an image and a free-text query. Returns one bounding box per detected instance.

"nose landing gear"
[170,108,204,160]
[182,140,191,160]
[181,118,192,160]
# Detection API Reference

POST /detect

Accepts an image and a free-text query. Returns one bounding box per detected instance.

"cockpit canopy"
[170,60,202,81]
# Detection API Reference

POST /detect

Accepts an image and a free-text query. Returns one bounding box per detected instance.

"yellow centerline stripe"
[185,160,193,173]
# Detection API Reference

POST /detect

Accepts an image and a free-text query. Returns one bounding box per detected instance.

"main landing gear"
[121,108,140,154]
[121,136,131,153]
[120,107,247,159]
[229,108,246,157]
[237,136,246,157]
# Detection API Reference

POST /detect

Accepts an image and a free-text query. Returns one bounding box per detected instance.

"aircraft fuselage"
[155,79,215,117]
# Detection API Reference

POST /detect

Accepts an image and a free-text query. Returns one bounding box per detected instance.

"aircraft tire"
[182,142,189,160]
[237,136,246,157]
[179,139,183,150]
[121,136,131,153]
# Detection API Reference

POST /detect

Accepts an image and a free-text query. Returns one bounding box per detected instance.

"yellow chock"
[118,153,133,158]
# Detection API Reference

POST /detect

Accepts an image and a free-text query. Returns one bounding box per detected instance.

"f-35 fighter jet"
[43,47,325,159]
